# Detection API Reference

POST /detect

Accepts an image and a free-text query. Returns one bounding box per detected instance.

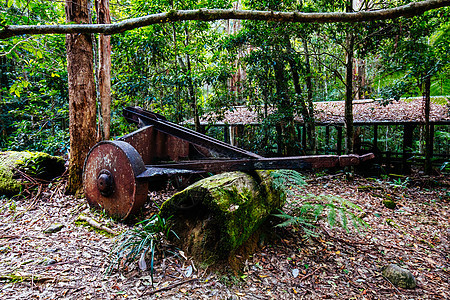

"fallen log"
[160,170,285,269]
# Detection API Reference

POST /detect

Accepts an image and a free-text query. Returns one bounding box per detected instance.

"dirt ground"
[0,172,449,299]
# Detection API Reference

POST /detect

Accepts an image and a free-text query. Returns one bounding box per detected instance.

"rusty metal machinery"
[83,106,374,219]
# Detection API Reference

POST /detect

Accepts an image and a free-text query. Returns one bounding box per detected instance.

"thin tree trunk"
[65,0,97,194]
[344,3,354,154]
[172,24,183,123]
[286,38,310,153]
[96,0,111,140]
[183,26,201,132]
[424,76,432,174]
[273,44,293,156]
[303,38,316,154]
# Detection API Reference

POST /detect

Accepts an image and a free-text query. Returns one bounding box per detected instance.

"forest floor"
[0,171,449,299]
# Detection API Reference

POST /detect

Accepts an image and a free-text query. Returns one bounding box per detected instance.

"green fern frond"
[339,207,349,232]
[327,204,337,228]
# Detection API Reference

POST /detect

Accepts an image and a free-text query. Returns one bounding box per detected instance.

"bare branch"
[1,0,449,39]
[0,36,33,56]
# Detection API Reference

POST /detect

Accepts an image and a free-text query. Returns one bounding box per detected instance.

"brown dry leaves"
[198,97,450,125]
[0,173,449,299]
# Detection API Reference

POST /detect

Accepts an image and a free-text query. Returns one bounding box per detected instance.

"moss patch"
[0,151,65,196]
[160,170,286,269]
[74,219,115,237]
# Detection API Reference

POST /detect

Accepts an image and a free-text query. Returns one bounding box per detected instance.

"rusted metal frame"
[123,107,262,159]
[137,153,374,178]
[139,166,204,177]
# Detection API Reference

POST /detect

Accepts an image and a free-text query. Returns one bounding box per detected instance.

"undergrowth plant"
[108,213,177,286]
[270,170,368,238]
[270,169,306,198]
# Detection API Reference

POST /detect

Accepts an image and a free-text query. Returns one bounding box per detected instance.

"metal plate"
[83,141,148,220]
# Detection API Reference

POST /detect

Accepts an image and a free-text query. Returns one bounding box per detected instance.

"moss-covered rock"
[160,170,285,269]
[382,264,417,289]
[0,151,65,196]
[383,199,397,209]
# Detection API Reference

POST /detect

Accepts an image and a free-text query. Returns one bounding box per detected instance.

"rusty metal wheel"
[83,141,148,220]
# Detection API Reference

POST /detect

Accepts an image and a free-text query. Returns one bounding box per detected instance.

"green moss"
[0,151,65,196]
[383,199,397,209]
[74,220,115,237]
[160,170,286,267]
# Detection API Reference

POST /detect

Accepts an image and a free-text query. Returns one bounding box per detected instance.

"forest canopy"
[0,0,449,165]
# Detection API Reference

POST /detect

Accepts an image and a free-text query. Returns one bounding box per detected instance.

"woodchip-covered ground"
[0,172,449,299]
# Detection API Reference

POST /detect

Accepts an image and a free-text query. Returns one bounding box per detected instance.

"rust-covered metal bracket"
[83,106,374,219]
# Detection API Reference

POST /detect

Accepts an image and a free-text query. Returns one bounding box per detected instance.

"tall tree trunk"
[273,44,296,156]
[172,24,183,123]
[303,38,316,154]
[65,0,97,194]
[183,26,201,132]
[96,0,111,140]
[344,2,354,154]
[286,37,316,154]
[423,76,432,175]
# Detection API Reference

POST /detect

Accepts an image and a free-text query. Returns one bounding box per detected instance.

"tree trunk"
[344,3,354,154]
[423,76,432,175]
[3,2,449,39]
[286,37,316,154]
[303,38,317,154]
[96,0,112,140]
[65,0,97,194]
[183,26,201,132]
[273,45,296,156]
[160,170,285,269]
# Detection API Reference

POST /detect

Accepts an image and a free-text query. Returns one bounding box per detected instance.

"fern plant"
[269,169,306,197]
[275,193,368,238]
[108,213,177,286]
[270,170,368,238]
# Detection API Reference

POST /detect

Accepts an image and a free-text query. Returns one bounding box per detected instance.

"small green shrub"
[108,213,177,286]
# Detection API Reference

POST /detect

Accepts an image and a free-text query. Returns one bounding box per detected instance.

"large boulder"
[0,151,65,196]
[160,170,285,268]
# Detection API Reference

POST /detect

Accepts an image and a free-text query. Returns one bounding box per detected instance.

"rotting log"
[160,170,285,269]
[0,151,65,196]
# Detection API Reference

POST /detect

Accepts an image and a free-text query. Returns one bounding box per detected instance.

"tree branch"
[0,36,33,56]
[1,0,449,39]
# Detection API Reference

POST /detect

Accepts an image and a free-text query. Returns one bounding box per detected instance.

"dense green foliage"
[0,1,449,159]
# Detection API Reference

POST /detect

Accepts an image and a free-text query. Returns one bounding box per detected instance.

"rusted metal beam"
[123,107,262,159]
[137,153,374,178]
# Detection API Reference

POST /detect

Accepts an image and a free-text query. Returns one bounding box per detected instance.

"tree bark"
[344,3,354,154]
[65,0,97,194]
[182,26,201,132]
[96,0,112,141]
[303,38,316,154]
[423,76,432,174]
[2,0,449,39]
[286,37,316,154]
